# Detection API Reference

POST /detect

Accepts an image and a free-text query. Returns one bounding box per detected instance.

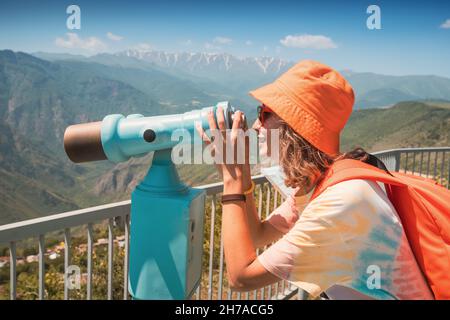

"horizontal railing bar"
[0,200,131,243]
[198,175,267,196]
[281,287,299,300]
[372,147,450,156]
[0,176,268,244]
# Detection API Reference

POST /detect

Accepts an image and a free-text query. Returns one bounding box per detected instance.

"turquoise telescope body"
[63,101,236,299]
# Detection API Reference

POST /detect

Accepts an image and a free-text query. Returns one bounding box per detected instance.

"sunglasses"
[257,105,273,125]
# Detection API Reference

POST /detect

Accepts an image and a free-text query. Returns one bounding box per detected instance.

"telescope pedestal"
[128,149,206,299]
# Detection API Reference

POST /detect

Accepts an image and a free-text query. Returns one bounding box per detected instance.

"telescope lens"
[63,121,107,163]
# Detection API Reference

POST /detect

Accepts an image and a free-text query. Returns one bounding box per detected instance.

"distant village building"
[96,238,108,246]
[26,255,39,263]
[48,252,60,260]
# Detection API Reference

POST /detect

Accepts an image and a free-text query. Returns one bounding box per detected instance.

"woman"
[196,60,433,300]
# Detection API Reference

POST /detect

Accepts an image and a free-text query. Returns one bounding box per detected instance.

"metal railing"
[0,175,301,300]
[0,200,131,300]
[373,147,450,187]
[0,147,449,300]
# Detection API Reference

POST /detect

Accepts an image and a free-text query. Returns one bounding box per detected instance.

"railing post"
[64,228,71,300]
[38,234,45,300]
[265,184,271,300]
[208,196,216,300]
[433,151,438,179]
[272,190,279,299]
[297,287,307,300]
[107,218,114,300]
[419,151,424,176]
[9,241,16,300]
[447,152,450,189]
[394,151,401,172]
[218,230,225,301]
[123,214,130,300]
[254,184,263,299]
[404,152,409,173]
[87,223,93,300]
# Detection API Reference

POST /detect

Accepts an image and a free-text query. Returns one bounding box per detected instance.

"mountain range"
[34,49,450,109]
[0,49,449,224]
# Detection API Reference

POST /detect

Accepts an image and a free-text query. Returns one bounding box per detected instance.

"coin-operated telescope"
[64,101,236,299]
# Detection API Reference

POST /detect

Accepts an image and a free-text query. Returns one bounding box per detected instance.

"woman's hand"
[195,106,252,194]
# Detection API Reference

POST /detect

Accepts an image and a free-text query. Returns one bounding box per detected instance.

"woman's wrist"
[241,165,252,191]
[222,165,251,194]
[223,178,244,194]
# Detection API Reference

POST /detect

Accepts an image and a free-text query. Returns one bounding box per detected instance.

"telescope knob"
[143,129,156,143]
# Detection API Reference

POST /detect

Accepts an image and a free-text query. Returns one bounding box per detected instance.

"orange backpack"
[309,158,450,300]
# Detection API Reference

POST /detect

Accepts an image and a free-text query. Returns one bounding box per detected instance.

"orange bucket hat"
[249,59,355,156]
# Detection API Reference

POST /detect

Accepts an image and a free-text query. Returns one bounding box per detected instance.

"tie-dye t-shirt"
[259,179,433,300]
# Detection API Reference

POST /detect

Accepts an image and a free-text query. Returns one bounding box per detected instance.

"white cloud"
[440,19,450,29]
[55,33,107,52]
[106,32,123,41]
[180,39,193,46]
[245,40,253,46]
[133,43,152,51]
[204,42,221,51]
[213,36,232,45]
[280,34,337,49]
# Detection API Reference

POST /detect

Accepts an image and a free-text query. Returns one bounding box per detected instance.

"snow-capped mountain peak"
[118,49,292,75]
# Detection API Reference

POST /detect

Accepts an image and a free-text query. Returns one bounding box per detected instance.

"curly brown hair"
[277,120,369,195]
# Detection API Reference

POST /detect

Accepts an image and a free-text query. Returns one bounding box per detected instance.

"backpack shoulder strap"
[310,158,406,201]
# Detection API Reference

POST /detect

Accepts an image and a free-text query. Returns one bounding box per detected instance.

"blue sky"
[0,0,449,77]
